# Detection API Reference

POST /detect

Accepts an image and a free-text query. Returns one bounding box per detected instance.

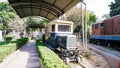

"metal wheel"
[65,57,70,63]
[77,57,81,63]
[108,43,110,47]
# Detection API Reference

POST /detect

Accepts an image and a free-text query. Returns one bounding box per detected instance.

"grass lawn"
[0,41,17,62]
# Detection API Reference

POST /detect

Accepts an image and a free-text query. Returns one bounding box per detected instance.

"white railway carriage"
[45,20,80,63]
[46,20,76,49]
[46,20,73,36]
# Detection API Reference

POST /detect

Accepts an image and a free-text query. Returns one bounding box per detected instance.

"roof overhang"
[8,0,80,21]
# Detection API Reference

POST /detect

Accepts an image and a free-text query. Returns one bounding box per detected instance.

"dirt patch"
[77,43,110,68]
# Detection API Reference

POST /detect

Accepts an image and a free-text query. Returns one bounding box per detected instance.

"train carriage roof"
[92,20,104,25]
[8,0,80,21]
[46,20,73,26]
[93,14,120,25]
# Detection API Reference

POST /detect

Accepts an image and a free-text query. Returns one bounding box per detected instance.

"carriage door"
[52,24,55,32]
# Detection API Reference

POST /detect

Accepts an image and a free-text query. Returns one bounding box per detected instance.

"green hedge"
[36,39,69,68]
[0,43,16,62]
[6,35,14,43]
[16,37,29,49]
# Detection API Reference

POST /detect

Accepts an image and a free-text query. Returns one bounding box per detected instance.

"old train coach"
[90,15,120,49]
[46,20,74,49]
[45,20,81,63]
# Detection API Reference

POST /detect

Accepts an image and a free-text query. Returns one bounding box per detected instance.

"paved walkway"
[0,40,43,68]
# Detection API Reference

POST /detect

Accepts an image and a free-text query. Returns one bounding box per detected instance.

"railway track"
[54,50,86,68]
[54,50,88,68]
[89,43,120,58]
[67,62,86,68]
[45,42,92,68]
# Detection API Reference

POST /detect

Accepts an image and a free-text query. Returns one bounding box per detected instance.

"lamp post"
[80,0,87,51]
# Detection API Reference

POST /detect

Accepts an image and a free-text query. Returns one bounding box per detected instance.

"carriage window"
[52,25,55,32]
[100,23,104,28]
[95,24,98,29]
[58,25,71,32]
[118,20,120,24]
[118,32,120,34]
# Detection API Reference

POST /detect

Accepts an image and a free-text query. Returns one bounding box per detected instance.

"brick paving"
[0,40,43,68]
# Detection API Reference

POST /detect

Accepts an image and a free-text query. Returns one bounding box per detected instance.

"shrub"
[16,37,29,49]
[6,35,14,42]
[16,39,23,48]
[36,39,69,68]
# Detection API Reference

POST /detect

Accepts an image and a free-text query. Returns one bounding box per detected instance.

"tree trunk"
[78,32,79,41]
[17,29,20,39]
[3,29,6,44]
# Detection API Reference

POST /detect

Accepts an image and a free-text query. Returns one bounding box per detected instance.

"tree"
[26,17,48,29]
[65,7,82,26]
[87,11,97,38]
[39,17,49,25]
[25,17,49,35]
[0,12,15,42]
[0,1,15,12]
[0,2,17,42]
[109,0,120,17]
[87,11,97,25]
[64,7,97,39]
[102,14,110,19]
[27,17,37,24]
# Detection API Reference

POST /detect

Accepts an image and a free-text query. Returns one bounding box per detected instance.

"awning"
[8,0,80,20]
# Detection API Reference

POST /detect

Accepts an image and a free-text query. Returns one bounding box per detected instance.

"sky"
[85,0,115,19]
[0,0,115,20]
[0,0,7,3]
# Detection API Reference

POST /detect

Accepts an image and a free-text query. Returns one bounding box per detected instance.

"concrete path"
[0,40,42,68]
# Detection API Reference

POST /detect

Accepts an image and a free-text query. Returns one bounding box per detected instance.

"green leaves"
[109,0,120,16]
[0,2,17,30]
[6,35,14,42]
[16,37,29,49]
[39,17,49,25]
[26,17,49,29]
[73,25,82,33]
[0,11,16,22]
[0,2,15,12]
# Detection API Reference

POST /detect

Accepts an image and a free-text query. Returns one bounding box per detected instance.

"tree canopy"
[0,2,17,29]
[64,7,97,33]
[0,1,15,12]
[25,17,49,29]
[109,0,120,17]
[102,14,110,19]
[87,11,97,25]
